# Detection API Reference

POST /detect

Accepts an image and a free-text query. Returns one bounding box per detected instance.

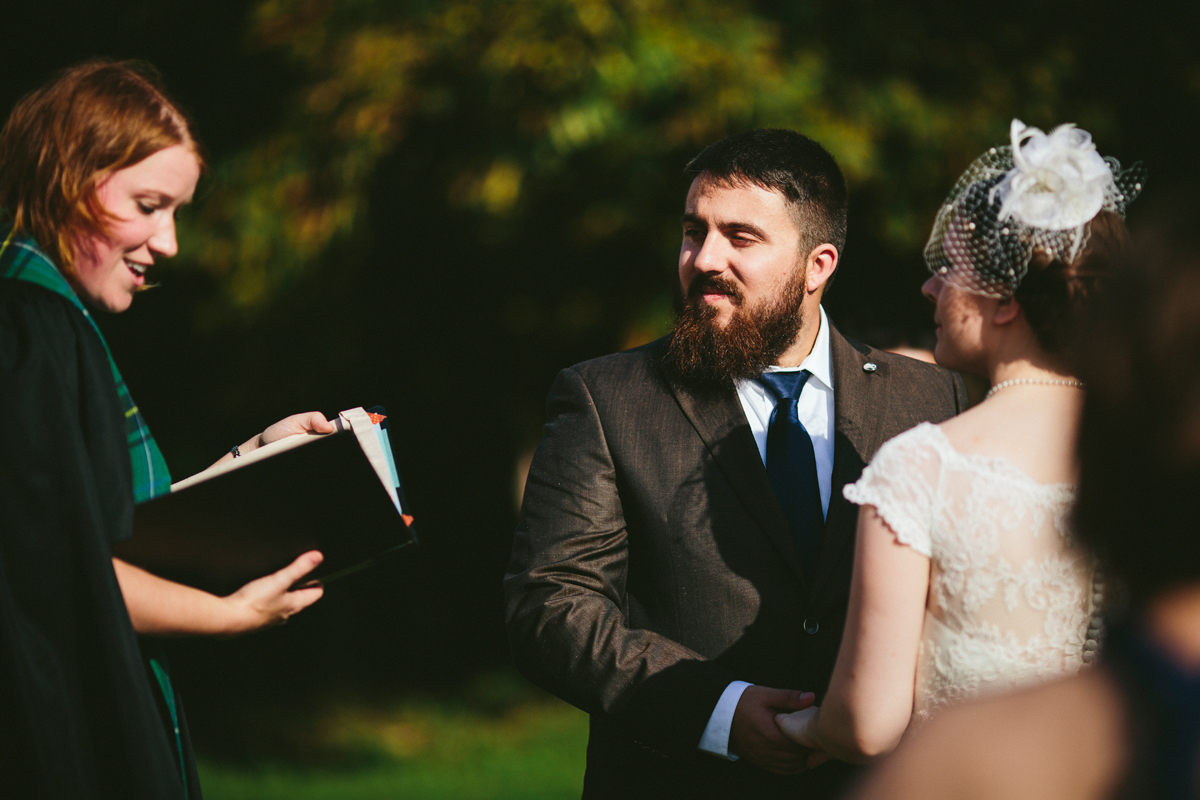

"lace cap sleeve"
[842,423,944,557]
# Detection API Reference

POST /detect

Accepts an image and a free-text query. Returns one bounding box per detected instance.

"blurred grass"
[197,672,589,800]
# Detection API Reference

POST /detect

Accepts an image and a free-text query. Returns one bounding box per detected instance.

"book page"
[128,407,417,592]
[169,408,402,509]
[170,421,343,493]
[340,408,401,511]
[373,422,402,497]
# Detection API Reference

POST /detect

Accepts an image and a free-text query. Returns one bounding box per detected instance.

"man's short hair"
[685,128,848,258]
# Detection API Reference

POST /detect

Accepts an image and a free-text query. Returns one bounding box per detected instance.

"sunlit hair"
[685,129,848,261]
[1013,209,1130,360]
[0,60,203,276]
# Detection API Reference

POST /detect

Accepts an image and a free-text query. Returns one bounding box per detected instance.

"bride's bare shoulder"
[932,390,1081,484]
[932,398,1008,454]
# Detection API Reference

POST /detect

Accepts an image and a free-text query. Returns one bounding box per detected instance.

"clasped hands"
[728,686,831,774]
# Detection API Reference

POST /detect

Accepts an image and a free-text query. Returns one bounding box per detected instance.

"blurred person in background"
[847,197,1200,800]
[776,121,1145,767]
[0,61,330,798]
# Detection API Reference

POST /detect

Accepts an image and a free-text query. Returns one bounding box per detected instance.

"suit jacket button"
[803,618,819,634]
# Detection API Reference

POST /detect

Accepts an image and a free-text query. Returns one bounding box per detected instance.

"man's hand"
[729,686,816,774]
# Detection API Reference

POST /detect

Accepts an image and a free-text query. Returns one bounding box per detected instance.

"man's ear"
[806,244,839,294]
[993,295,1022,326]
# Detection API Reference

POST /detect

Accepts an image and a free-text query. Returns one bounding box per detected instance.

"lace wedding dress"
[843,422,1101,721]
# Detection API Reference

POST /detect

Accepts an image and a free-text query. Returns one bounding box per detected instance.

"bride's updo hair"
[1073,199,1200,604]
[925,120,1145,360]
[0,60,203,276]
[1013,209,1130,359]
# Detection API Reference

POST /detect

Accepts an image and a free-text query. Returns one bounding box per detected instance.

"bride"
[775,120,1145,764]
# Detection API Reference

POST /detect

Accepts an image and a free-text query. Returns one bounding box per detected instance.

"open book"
[116,407,418,594]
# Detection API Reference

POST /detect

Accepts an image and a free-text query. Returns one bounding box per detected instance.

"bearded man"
[504,129,966,799]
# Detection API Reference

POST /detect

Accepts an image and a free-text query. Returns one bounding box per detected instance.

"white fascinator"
[925,119,1146,297]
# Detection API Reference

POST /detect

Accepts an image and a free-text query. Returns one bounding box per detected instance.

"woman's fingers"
[267,551,326,616]
[273,550,324,587]
[297,412,337,434]
[260,412,336,447]
[775,707,819,745]
[281,584,325,619]
[271,582,325,621]
[227,550,326,631]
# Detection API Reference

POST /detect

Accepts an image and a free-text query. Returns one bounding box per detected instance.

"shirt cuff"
[697,680,753,760]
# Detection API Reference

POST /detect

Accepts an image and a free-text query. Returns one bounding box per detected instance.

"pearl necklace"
[986,377,1085,400]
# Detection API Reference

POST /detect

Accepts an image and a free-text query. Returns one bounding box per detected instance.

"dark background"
[4,0,1198,761]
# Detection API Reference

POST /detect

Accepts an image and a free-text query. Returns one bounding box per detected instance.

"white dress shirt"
[698,305,836,759]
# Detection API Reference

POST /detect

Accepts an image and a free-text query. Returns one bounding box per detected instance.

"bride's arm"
[778,504,930,763]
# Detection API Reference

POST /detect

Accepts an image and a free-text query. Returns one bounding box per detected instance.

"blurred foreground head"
[0,60,202,277]
[1074,197,1200,605]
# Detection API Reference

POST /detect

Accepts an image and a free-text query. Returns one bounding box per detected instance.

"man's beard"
[663,267,807,391]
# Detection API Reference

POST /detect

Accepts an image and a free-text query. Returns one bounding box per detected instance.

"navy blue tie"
[757,371,824,574]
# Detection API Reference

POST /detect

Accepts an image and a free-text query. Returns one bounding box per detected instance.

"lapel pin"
[863,362,878,372]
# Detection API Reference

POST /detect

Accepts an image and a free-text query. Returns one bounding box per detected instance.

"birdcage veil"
[925,119,1147,297]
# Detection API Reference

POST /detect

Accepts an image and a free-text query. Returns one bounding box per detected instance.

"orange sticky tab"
[367,412,387,425]
[402,514,414,527]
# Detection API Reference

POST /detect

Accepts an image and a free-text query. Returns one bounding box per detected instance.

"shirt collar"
[761,305,833,392]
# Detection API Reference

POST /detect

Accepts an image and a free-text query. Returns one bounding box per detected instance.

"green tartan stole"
[0,224,172,503]
[1,224,189,796]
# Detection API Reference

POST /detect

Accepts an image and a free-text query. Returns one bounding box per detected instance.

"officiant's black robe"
[0,278,186,798]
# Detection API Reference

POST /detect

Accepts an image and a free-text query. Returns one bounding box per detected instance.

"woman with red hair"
[0,61,328,798]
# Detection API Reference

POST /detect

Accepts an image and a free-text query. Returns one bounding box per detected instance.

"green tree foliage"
[13,0,1188,740]
[186,0,1121,332]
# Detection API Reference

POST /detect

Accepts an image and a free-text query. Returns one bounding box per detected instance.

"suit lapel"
[666,371,809,585]
[661,324,890,590]
[809,326,892,600]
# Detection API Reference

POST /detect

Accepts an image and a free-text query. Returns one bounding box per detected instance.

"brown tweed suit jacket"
[504,324,966,799]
